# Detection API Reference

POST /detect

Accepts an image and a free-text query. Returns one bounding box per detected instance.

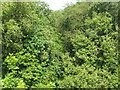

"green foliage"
[3,73,27,88]
[58,64,118,88]
[85,12,113,37]
[58,2,92,32]
[2,2,118,89]
[3,50,56,88]
[2,2,51,58]
[84,11,118,73]
[2,19,23,58]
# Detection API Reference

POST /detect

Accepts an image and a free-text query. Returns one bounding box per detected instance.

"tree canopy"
[1,1,119,88]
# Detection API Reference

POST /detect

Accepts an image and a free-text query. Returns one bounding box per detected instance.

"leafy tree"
[1,1,118,89]
[2,2,51,59]
[58,64,118,88]
[84,12,118,73]
[88,2,118,32]
[2,19,23,59]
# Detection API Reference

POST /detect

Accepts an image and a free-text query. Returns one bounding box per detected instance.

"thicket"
[1,1,119,88]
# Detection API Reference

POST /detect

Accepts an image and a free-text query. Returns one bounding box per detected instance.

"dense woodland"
[1,1,119,88]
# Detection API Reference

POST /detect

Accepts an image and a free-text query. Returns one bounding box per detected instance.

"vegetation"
[1,1,119,88]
